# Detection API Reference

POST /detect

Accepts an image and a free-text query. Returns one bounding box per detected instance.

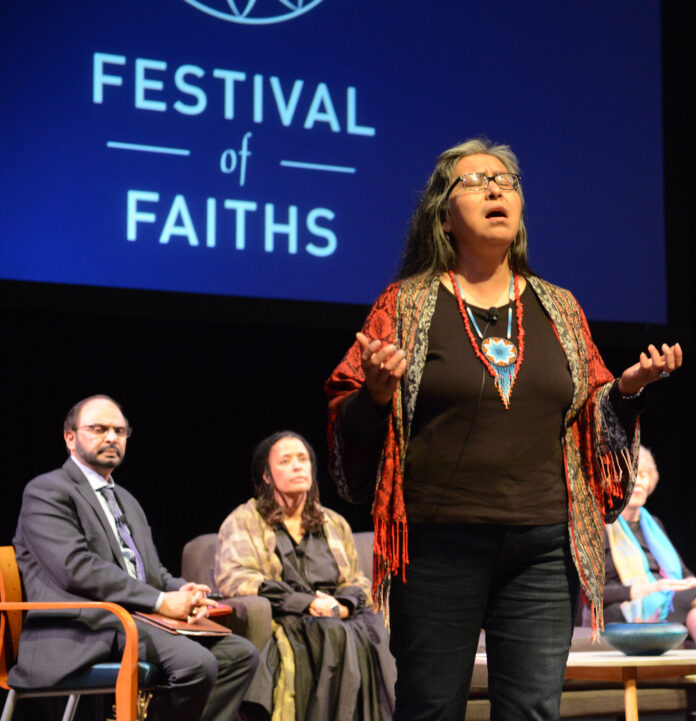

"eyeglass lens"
[460,173,518,189]
[79,424,131,437]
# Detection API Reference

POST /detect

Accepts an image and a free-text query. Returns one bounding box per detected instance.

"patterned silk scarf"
[606,509,682,621]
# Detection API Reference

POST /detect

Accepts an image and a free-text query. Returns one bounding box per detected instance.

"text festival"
[93,52,377,257]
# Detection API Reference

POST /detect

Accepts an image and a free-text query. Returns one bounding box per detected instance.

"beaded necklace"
[448,269,525,409]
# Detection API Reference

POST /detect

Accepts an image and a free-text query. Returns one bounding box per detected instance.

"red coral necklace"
[448,269,525,409]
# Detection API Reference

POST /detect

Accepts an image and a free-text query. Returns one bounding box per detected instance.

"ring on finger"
[659,370,670,379]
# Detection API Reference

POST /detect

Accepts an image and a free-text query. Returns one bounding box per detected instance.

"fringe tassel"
[591,603,601,642]
[578,586,603,643]
[597,446,636,511]
[372,516,409,630]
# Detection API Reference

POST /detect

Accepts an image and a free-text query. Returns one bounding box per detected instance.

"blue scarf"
[606,508,682,622]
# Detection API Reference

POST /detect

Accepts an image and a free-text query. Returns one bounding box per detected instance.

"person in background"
[10,394,258,721]
[325,138,683,721]
[604,445,696,638]
[215,430,394,721]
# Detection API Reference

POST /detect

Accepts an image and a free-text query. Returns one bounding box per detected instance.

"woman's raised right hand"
[356,332,408,407]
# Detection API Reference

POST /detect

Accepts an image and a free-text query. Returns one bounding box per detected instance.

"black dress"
[243,525,394,721]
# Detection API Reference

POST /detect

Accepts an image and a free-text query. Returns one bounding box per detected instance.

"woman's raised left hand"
[618,343,683,396]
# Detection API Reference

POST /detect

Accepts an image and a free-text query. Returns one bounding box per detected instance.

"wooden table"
[564,649,696,721]
[473,649,696,721]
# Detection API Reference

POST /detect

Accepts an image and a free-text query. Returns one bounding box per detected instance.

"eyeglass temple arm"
[445,176,462,198]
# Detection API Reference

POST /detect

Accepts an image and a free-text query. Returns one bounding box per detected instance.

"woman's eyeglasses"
[446,172,520,197]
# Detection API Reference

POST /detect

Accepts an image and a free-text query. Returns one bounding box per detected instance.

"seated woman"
[604,445,696,638]
[214,431,395,721]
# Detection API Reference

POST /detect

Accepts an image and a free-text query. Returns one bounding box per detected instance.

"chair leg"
[107,691,154,721]
[60,693,80,721]
[0,690,17,721]
[137,691,154,720]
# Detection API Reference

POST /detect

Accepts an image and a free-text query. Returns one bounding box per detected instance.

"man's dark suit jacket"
[8,458,186,689]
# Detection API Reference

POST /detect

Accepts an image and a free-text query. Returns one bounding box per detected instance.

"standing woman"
[325,138,682,721]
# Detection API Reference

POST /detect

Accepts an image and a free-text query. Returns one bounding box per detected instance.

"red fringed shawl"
[326,274,638,632]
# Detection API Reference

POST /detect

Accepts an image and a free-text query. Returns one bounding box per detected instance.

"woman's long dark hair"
[398,138,532,280]
[251,431,325,534]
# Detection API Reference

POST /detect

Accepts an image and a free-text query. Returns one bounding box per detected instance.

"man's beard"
[76,438,124,470]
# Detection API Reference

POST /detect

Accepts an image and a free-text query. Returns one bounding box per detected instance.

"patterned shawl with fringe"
[326,273,638,633]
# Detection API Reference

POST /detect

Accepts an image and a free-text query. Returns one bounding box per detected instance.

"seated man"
[8,394,258,721]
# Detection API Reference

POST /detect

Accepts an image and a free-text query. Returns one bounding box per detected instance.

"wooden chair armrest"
[0,601,139,721]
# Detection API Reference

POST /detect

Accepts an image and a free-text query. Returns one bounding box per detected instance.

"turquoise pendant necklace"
[449,270,525,409]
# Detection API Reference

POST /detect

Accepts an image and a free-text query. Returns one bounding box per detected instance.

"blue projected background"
[0,1,665,322]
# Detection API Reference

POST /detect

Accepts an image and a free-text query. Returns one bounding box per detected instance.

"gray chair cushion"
[181,533,218,588]
[181,533,271,650]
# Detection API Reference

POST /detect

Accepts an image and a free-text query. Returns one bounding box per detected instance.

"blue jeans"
[389,523,579,721]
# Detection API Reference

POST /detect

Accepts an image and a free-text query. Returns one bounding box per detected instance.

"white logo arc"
[182,0,324,25]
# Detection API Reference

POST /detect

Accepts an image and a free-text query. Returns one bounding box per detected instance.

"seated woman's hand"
[629,577,696,600]
[309,590,350,619]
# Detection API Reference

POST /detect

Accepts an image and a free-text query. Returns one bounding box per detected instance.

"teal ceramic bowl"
[601,622,688,656]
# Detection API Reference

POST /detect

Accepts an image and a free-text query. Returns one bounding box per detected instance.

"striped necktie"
[98,486,147,582]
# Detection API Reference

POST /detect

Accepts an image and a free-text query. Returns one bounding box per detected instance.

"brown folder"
[134,611,232,636]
